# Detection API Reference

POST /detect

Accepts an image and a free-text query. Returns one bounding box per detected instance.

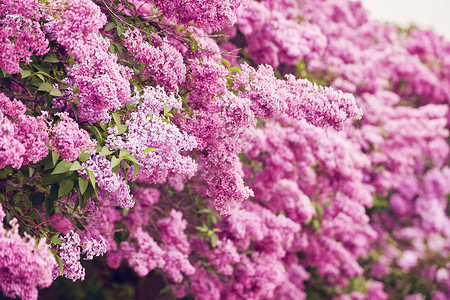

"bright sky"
[359,0,450,40]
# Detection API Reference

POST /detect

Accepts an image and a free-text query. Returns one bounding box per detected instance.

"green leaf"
[55,255,64,276]
[51,151,60,166]
[117,124,127,134]
[211,234,218,248]
[86,124,103,142]
[219,58,231,69]
[119,149,131,158]
[133,163,140,180]
[35,73,45,81]
[229,67,241,73]
[59,83,70,89]
[73,84,79,95]
[83,184,95,203]
[163,106,171,116]
[69,160,83,171]
[20,69,31,78]
[50,88,64,97]
[111,156,122,169]
[78,177,89,195]
[108,44,115,54]
[112,112,121,125]
[50,233,61,245]
[44,53,60,63]
[100,146,114,156]
[58,179,74,198]
[86,169,96,189]
[78,150,90,162]
[104,22,116,31]
[30,192,46,207]
[52,161,72,175]
[121,154,139,165]
[38,82,53,91]
[116,25,125,36]
[73,96,80,106]
[143,147,158,154]
[46,184,58,215]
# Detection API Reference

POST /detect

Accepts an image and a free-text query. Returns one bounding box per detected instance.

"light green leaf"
[38,82,53,91]
[20,69,31,78]
[104,22,116,31]
[86,169,96,189]
[52,161,72,175]
[229,67,241,74]
[164,106,171,116]
[121,154,139,165]
[219,58,231,69]
[51,151,60,166]
[143,147,158,154]
[111,156,122,169]
[133,163,140,180]
[69,160,83,171]
[100,146,114,156]
[78,150,90,162]
[79,177,89,195]
[117,124,127,134]
[50,88,64,97]
[112,112,121,125]
[119,149,131,158]
[50,233,62,245]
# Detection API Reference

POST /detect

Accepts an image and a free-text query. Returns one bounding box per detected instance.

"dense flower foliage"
[0,0,449,299]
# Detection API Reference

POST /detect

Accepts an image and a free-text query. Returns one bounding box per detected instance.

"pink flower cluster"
[0,206,55,300]
[123,29,186,92]
[53,232,107,282]
[0,0,49,73]
[150,0,248,31]
[0,93,49,169]
[106,86,197,184]
[49,112,96,162]
[79,154,134,209]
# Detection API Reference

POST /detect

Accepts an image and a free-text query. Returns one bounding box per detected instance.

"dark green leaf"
[55,255,64,275]
[30,192,46,207]
[58,179,74,198]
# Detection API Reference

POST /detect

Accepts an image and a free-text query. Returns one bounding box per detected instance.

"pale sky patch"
[358,0,450,40]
